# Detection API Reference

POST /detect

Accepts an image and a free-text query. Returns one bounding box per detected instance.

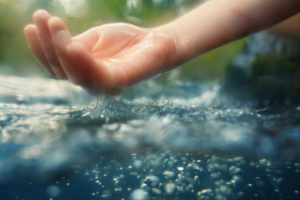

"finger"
[24,24,55,76]
[33,10,67,79]
[67,43,114,90]
[48,17,92,87]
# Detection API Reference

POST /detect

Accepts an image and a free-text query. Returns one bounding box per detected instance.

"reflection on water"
[0,75,300,199]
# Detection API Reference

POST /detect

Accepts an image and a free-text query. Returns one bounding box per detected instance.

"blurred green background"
[0,0,245,81]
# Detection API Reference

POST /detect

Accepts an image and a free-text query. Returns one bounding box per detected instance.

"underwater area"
[1,0,300,200]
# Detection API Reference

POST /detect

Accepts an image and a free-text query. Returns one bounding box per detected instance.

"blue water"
[0,75,300,200]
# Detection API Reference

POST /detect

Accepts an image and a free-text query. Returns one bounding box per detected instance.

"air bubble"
[187,163,200,170]
[46,185,60,197]
[133,160,143,168]
[177,167,184,171]
[151,188,162,195]
[197,188,213,196]
[101,189,112,199]
[165,183,176,195]
[129,189,149,200]
[218,185,232,195]
[194,175,199,181]
[163,171,175,179]
[144,175,159,186]
[229,166,242,174]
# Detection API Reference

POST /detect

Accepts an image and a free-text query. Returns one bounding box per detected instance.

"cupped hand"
[23,10,178,95]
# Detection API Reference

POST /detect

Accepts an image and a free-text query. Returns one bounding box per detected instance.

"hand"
[24,10,178,95]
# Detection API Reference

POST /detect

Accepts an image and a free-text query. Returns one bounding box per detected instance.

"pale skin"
[24,0,300,95]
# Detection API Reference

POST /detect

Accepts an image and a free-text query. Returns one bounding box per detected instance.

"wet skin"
[24,10,177,95]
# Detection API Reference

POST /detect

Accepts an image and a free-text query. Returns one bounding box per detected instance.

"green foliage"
[249,54,300,103]
[0,0,244,79]
[177,38,246,81]
[223,52,300,104]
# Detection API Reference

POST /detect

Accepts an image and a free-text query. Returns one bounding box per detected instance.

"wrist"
[153,25,187,69]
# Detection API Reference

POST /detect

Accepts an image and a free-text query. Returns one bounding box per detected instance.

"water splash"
[90,94,107,119]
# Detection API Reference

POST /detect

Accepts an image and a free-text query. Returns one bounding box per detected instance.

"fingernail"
[35,9,48,14]
[33,10,50,21]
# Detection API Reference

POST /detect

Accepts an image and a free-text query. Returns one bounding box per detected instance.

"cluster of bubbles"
[46,151,300,199]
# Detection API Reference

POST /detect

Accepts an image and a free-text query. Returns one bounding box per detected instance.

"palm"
[24,10,176,94]
[75,23,176,90]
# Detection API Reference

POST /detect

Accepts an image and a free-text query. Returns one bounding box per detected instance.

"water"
[0,75,300,200]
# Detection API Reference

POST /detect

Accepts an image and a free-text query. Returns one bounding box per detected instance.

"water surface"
[0,75,300,200]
